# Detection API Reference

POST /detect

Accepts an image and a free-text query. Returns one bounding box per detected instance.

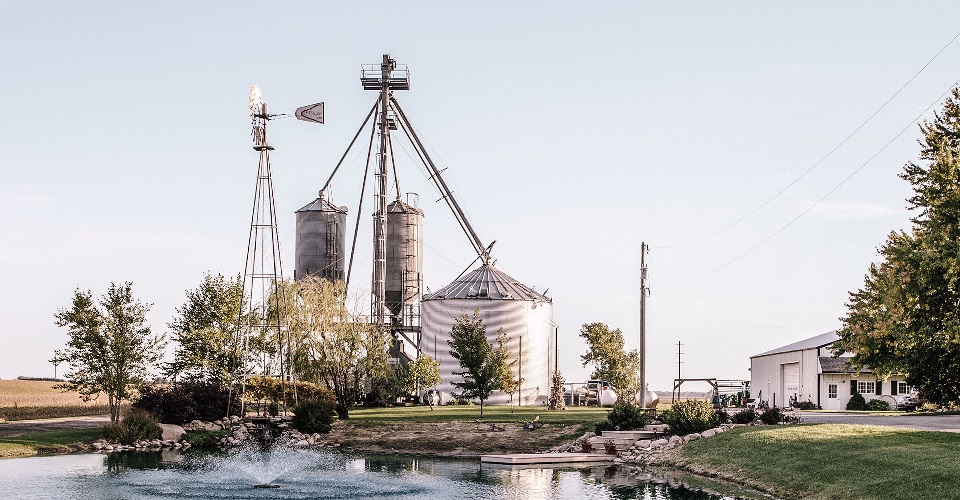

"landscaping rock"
[160,424,186,442]
[700,429,717,438]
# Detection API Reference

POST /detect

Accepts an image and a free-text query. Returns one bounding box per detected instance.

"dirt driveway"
[0,415,109,438]
[799,411,960,432]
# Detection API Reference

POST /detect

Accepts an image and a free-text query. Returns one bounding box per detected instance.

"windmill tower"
[234,86,293,414]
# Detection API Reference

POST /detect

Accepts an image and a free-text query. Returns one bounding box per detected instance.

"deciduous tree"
[836,87,960,406]
[447,310,507,417]
[287,277,390,419]
[579,322,640,402]
[401,353,441,404]
[52,282,165,423]
[165,273,245,382]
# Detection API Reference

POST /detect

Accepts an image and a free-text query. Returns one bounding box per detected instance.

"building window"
[828,384,837,398]
[898,382,912,394]
[857,381,875,394]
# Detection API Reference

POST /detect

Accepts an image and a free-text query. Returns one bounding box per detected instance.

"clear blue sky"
[2,2,959,391]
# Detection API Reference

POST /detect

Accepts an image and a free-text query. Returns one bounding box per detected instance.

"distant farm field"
[0,380,110,421]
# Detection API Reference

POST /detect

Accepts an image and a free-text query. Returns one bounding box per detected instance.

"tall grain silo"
[421,264,554,406]
[385,197,423,326]
[294,192,347,282]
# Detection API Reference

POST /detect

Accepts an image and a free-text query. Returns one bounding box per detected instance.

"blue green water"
[0,449,749,499]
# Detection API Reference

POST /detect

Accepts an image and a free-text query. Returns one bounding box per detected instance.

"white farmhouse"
[750,330,911,410]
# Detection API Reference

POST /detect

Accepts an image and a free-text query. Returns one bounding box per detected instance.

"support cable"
[320,99,380,194]
[663,77,960,287]
[658,29,960,249]
[346,109,379,289]
[391,97,489,262]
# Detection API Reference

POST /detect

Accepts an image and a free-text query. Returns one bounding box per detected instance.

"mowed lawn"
[0,428,100,458]
[0,380,110,421]
[345,405,610,427]
[676,424,960,500]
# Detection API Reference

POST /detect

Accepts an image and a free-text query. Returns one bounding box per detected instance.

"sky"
[2,2,960,391]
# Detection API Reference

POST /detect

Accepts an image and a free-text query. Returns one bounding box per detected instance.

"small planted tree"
[447,310,507,417]
[52,282,165,423]
[579,322,641,402]
[401,354,441,408]
[548,370,566,410]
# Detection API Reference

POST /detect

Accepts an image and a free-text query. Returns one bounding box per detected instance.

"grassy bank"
[667,424,960,500]
[344,405,609,427]
[0,428,99,458]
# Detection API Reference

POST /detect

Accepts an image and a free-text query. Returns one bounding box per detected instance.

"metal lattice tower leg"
[230,86,293,417]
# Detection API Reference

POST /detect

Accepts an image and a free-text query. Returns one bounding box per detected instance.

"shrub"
[662,400,718,435]
[846,392,867,411]
[291,399,337,433]
[181,429,230,448]
[102,410,162,444]
[133,380,241,425]
[731,408,756,424]
[594,420,616,435]
[918,401,939,412]
[246,376,336,409]
[792,401,818,410]
[607,402,652,431]
[715,408,730,424]
[867,399,890,411]
[759,406,785,425]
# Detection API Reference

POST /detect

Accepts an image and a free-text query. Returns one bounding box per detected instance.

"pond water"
[0,448,754,499]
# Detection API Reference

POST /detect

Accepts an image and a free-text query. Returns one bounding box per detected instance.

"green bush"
[102,410,162,444]
[731,408,756,424]
[594,420,616,435]
[133,380,241,424]
[846,392,867,411]
[792,401,819,410]
[291,399,336,434]
[715,408,730,424]
[759,406,785,425]
[867,399,890,411]
[606,402,652,430]
[181,429,230,448]
[662,400,718,435]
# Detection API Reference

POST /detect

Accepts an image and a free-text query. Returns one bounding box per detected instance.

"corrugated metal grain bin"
[421,264,554,406]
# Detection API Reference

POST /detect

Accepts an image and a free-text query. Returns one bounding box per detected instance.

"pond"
[0,448,759,499]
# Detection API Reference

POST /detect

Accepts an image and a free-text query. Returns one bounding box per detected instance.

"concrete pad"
[480,453,615,465]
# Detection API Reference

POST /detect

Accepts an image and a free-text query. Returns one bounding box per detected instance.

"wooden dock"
[480,452,615,465]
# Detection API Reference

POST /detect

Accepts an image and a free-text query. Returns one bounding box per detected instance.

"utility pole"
[673,341,683,403]
[639,242,649,408]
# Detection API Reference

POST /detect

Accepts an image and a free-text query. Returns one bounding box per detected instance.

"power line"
[657,29,960,249]
[663,77,960,288]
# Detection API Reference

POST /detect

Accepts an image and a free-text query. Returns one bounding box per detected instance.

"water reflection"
[0,449,753,499]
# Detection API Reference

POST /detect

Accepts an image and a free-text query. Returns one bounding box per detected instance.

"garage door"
[781,363,800,407]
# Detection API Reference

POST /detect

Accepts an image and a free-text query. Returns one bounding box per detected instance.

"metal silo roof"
[422,264,551,302]
[296,197,348,214]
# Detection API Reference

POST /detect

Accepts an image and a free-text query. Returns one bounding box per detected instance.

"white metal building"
[750,331,910,409]
[420,264,554,406]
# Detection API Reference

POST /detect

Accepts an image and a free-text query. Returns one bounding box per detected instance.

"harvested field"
[0,380,110,421]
